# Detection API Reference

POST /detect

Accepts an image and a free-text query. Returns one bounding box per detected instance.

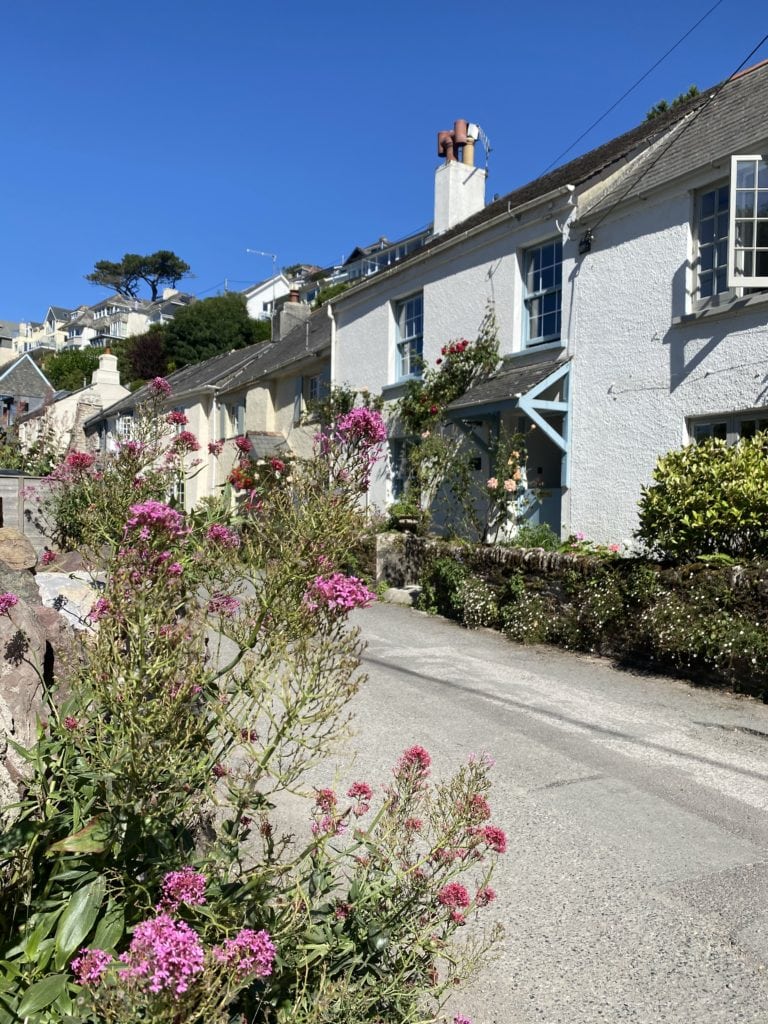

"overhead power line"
[541,0,726,175]
[588,30,768,234]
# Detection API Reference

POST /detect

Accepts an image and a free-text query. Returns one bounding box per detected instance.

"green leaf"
[17,974,67,1017]
[47,817,109,856]
[93,900,125,951]
[54,875,106,969]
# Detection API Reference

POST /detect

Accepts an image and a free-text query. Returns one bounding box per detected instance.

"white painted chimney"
[433,119,486,235]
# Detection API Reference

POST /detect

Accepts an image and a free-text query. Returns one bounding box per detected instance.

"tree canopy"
[646,85,699,121]
[86,251,191,301]
[163,293,270,369]
[41,349,101,392]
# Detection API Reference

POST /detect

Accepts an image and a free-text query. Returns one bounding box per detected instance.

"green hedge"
[414,541,768,699]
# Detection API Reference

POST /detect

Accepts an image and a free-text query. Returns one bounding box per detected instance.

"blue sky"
[3,0,766,322]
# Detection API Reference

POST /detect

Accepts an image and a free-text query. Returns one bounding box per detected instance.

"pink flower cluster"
[205,523,241,549]
[72,947,113,986]
[347,781,373,816]
[150,377,172,396]
[213,928,276,978]
[235,435,252,454]
[66,450,96,472]
[304,573,375,615]
[159,867,207,912]
[208,440,225,456]
[125,501,186,540]
[166,410,188,426]
[172,430,200,453]
[335,407,387,447]
[0,593,18,615]
[437,882,470,909]
[40,549,57,566]
[89,597,112,622]
[395,744,431,779]
[208,593,240,618]
[119,914,204,996]
[119,440,145,457]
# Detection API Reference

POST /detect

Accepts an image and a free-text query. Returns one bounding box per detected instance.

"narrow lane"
[331,603,768,1023]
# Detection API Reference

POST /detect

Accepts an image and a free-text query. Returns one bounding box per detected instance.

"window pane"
[717,212,729,238]
[699,274,713,298]
[718,186,729,210]
[736,160,756,188]
[701,191,715,217]
[700,218,715,244]
[712,422,728,440]
[741,419,757,439]
[757,250,768,277]
[758,192,768,217]
[716,267,728,293]
[735,221,754,246]
[736,191,755,217]
[757,222,768,247]
[759,161,768,188]
[700,246,714,272]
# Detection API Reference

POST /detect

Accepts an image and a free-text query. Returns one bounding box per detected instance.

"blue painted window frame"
[523,239,562,346]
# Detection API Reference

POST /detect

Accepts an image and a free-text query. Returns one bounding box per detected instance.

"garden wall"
[376,533,768,700]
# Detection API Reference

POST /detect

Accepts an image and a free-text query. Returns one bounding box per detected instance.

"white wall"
[570,183,768,545]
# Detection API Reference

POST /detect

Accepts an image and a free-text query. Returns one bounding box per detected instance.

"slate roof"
[0,354,53,399]
[333,63,768,305]
[87,308,331,427]
[445,354,567,414]
[49,306,72,321]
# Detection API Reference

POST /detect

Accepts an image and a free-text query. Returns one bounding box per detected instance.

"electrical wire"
[540,0,727,175]
[588,30,768,234]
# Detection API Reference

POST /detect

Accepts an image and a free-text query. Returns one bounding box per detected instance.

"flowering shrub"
[0,402,503,1023]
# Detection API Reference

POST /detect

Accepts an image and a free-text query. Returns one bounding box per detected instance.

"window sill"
[672,292,768,326]
[382,381,418,400]
[520,339,566,355]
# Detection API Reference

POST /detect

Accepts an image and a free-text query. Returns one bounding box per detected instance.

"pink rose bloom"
[486,477,498,490]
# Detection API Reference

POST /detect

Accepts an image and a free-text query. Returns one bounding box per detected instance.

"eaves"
[331,184,576,313]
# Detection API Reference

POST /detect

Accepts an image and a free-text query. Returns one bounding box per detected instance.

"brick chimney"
[433,119,486,235]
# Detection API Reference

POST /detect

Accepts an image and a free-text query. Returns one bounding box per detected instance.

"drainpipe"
[210,390,218,496]
[327,301,336,393]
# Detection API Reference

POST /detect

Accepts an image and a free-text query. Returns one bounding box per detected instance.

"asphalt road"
[313,601,768,1024]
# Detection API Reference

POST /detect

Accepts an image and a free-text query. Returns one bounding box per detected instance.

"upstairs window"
[524,240,562,345]
[696,184,729,299]
[728,155,768,288]
[395,293,423,380]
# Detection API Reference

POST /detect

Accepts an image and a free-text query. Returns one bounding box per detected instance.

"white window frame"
[688,409,768,445]
[394,293,423,381]
[523,239,563,346]
[728,154,768,289]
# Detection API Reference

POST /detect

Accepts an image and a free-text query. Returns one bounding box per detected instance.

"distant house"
[0,354,53,428]
[242,274,292,322]
[18,351,129,454]
[85,298,330,511]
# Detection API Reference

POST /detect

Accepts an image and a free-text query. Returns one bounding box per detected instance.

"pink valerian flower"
[574,530,587,542]
[437,882,470,909]
[467,793,491,823]
[65,451,96,472]
[71,947,113,986]
[208,440,225,456]
[167,562,183,577]
[454,1015,473,1024]
[166,410,188,426]
[347,781,373,815]
[404,817,423,832]
[64,716,79,731]
[395,745,431,779]
[119,914,204,997]
[40,549,57,566]
[476,885,497,907]
[235,435,252,454]
[119,439,145,457]
[269,457,286,473]
[315,788,337,812]
[125,500,186,539]
[172,430,200,453]
[205,523,241,549]
[213,928,276,978]
[208,593,240,618]
[475,824,507,854]
[303,574,375,615]
[159,867,207,912]
[0,593,18,615]
[334,407,387,447]
[212,763,228,778]
[150,376,172,397]
[311,814,347,837]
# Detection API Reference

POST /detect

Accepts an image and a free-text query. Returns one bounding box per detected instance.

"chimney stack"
[433,120,486,235]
